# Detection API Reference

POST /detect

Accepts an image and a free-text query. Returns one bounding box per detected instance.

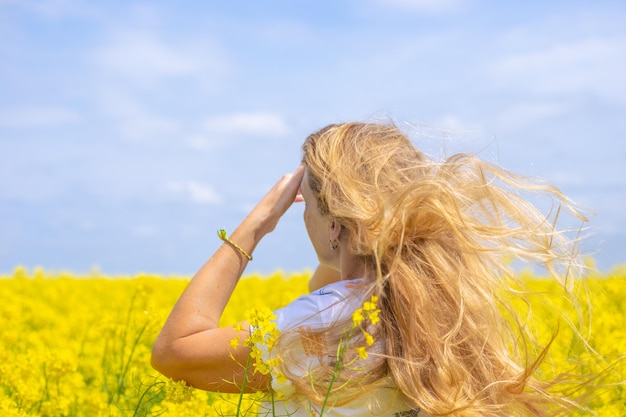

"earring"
[329,239,338,250]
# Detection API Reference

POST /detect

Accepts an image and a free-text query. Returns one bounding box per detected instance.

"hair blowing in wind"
[299,122,590,416]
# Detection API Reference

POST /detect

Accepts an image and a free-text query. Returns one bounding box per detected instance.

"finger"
[283,165,304,204]
[261,165,306,216]
[289,165,305,200]
[279,164,304,189]
[292,163,305,181]
[277,165,305,200]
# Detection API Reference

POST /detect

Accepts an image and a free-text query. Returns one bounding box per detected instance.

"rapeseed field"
[1,266,624,416]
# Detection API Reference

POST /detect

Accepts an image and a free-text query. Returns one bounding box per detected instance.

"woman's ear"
[329,219,342,241]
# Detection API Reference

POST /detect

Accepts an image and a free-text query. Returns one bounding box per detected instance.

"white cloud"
[186,134,219,151]
[371,0,468,13]
[491,37,626,102]
[204,112,290,137]
[95,89,180,140]
[1,0,100,19]
[0,106,80,128]
[91,29,231,87]
[94,31,197,80]
[166,180,221,205]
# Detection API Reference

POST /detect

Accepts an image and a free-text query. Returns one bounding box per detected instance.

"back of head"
[301,121,589,416]
[302,122,430,270]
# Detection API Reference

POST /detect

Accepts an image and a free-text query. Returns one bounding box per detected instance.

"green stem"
[117,320,150,398]
[132,380,163,417]
[236,353,252,417]
[319,365,339,417]
[319,333,351,417]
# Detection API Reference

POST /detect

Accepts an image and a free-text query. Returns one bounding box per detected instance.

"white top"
[254,279,428,417]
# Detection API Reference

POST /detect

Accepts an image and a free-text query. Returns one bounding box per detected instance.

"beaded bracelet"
[217,229,253,261]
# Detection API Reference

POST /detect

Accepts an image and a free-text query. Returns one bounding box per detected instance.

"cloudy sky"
[1,0,625,276]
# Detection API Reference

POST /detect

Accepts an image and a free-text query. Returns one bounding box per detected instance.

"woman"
[152,122,588,416]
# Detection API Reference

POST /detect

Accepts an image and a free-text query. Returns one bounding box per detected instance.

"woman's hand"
[244,164,305,238]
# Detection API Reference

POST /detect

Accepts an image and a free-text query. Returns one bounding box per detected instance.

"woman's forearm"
[157,217,263,339]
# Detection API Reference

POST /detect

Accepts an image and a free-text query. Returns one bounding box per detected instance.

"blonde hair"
[295,121,590,416]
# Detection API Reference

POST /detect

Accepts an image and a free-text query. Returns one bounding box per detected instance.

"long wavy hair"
[290,121,590,416]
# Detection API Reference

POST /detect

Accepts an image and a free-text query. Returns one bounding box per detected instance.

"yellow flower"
[243,307,282,378]
[163,378,193,404]
[274,369,288,384]
[0,398,29,417]
[363,295,378,311]
[349,295,380,363]
[229,337,239,350]
[363,331,374,346]
[356,346,368,360]
[353,295,381,329]
[352,308,364,327]
[253,361,271,375]
[369,309,380,325]
[2,267,623,415]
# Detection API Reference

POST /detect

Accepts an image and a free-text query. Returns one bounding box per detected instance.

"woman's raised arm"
[151,165,305,392]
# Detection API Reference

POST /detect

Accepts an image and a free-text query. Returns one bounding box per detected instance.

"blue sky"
[1,0,625,275]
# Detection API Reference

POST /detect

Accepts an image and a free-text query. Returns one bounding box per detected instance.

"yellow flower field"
[1,266,624,416]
